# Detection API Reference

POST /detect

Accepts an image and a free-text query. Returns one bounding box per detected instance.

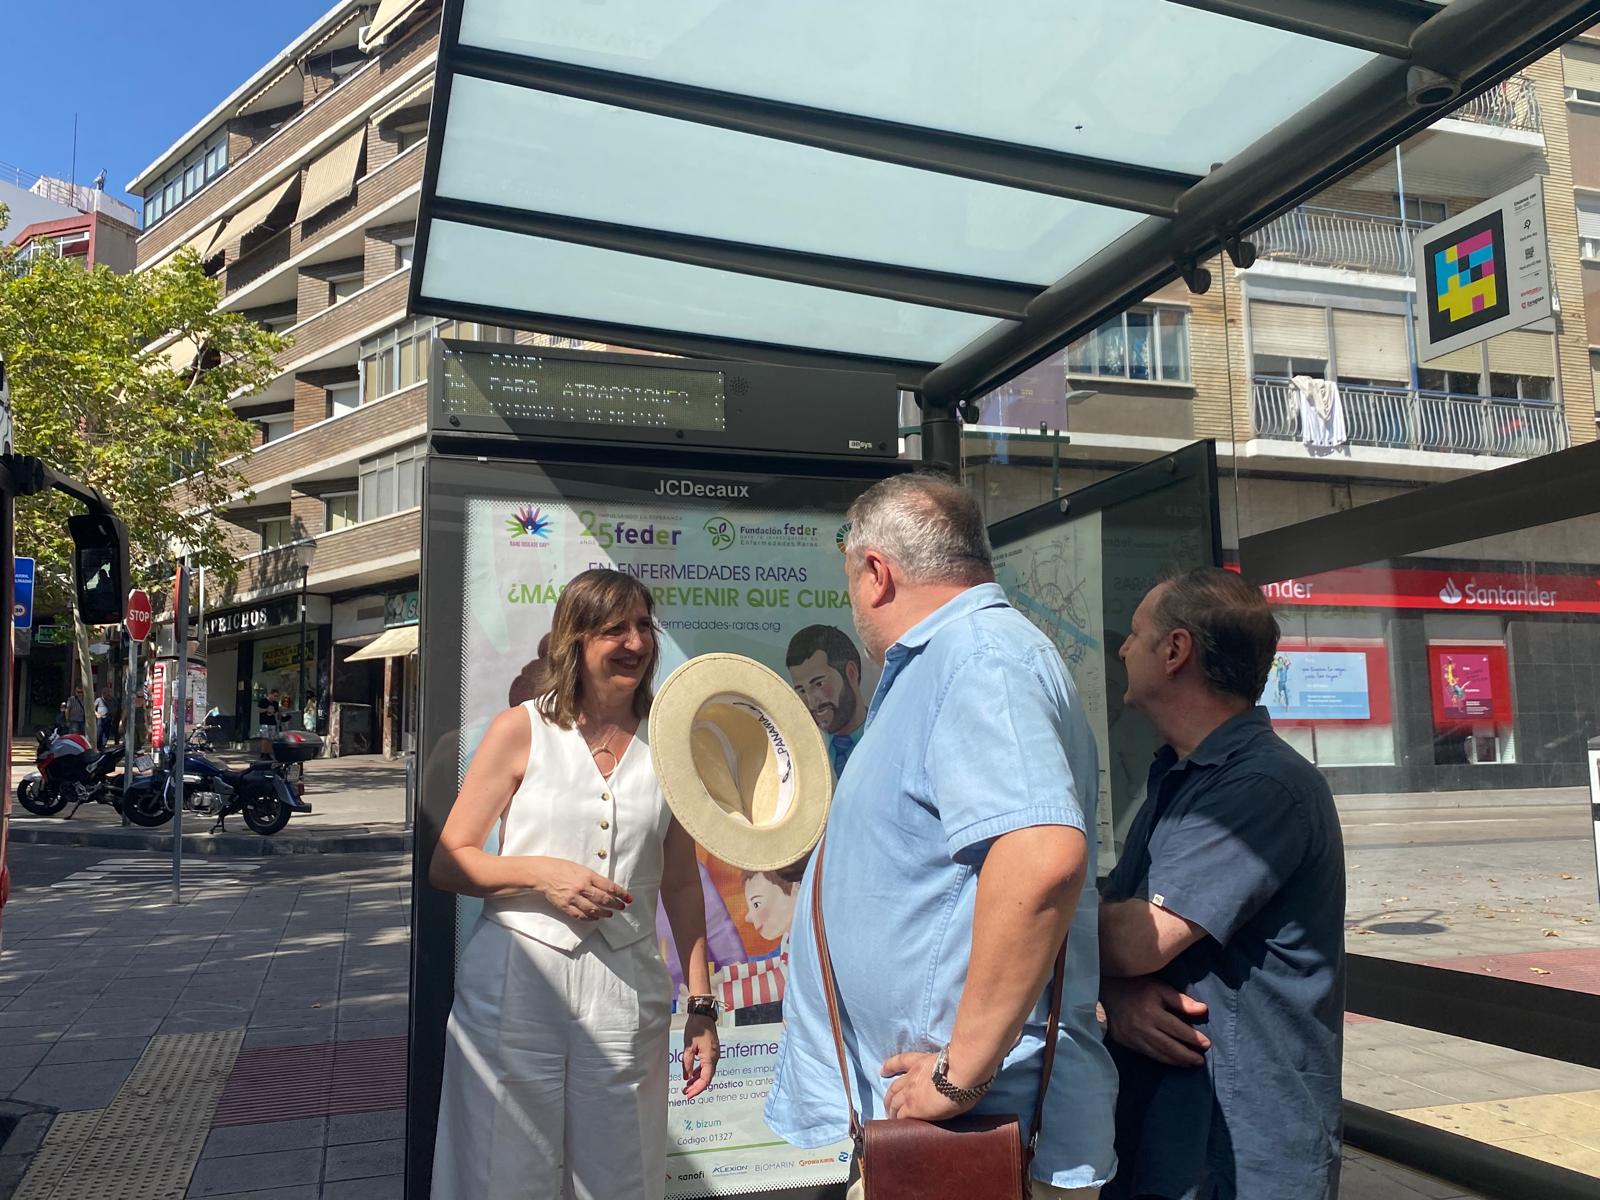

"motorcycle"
[16,727,147,818]
[123,730,319,836]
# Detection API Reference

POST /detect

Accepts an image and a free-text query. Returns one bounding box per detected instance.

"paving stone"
[40,1036,152,1066]
[321,1176,403,1200]
[9,1058,138,1111]
[187,1146,322,1197]
[325,1138,403,1181]
[326,1109,404,1147]
[202,1117,327,1159]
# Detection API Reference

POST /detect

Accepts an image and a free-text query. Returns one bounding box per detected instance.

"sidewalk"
[0,852,1501,1200]
[6,755,409,857]
[1,853,410,1199]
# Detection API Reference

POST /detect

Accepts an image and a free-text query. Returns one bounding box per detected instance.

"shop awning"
[363,0,430,50]
[411,0,1600,408]
[372,78,433,126]
[345,625,418,662]
[296,127,367,223]
[210,174,300,257]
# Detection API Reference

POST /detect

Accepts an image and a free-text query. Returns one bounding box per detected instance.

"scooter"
[16,727,147,818]
[123,730,319,835]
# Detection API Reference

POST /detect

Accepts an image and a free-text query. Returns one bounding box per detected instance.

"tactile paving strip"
[13,1029,244,1200]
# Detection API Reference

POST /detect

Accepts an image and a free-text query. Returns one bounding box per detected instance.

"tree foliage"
[0,231,286,616]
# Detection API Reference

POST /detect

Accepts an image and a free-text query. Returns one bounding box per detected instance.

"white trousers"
[432,917,671,1200]
[847,1180,1098,1200]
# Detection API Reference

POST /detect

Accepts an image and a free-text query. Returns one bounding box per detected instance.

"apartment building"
[968,36,1600,796]
[125,0,454,757]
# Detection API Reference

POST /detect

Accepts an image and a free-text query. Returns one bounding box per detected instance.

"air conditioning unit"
[357,24,378,53]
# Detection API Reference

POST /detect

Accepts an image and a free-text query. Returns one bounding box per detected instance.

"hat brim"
[652,653,833,873]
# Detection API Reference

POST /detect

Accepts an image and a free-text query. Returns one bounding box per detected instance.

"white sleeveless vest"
[485,702,670,953]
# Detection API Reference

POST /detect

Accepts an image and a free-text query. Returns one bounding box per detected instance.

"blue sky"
[1,1,336,218]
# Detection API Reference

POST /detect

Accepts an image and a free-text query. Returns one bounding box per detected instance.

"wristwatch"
[931,1044,994,1105]
[686,994,718,1019]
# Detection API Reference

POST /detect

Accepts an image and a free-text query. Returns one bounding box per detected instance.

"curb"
[1334,787,1588,813]
[7,824,410,857]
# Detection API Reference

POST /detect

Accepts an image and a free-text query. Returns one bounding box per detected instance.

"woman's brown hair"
[522,569,660,728]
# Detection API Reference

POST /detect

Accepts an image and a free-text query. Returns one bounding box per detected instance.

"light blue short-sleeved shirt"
[765,583,1118,1190]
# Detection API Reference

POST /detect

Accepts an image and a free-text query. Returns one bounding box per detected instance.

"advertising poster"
[992,512,1112,855]
[1438,651,1494,720]
[454,473,864,1195]
[1263,650,1371,721]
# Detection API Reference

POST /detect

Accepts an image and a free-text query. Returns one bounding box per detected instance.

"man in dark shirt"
[1099,567,1345,1200]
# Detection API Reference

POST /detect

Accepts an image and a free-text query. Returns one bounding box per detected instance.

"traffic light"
[66,509,130,625]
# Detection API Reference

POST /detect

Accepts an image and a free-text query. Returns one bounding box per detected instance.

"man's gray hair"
[846,473,994,585]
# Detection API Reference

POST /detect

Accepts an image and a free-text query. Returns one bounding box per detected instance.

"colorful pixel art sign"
[1413,177,1551,360]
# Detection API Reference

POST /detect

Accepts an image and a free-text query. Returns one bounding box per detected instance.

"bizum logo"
[1439,578,1463,605]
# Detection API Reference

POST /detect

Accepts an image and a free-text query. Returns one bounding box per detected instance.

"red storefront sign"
[1236,565,1600,614]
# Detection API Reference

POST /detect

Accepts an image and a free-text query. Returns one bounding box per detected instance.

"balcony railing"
[1452,74,1542,133]
[1252,377,1568,460]
[1254,206,1431,274]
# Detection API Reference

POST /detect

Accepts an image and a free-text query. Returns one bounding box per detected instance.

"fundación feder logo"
[507,505,551,542]
[705,516,736,550]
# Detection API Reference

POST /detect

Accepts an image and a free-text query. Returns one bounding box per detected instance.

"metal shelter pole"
[919,401,961,478]
[171,561,188,905]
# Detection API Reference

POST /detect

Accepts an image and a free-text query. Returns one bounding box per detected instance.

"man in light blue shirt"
[766,473,1117,1198]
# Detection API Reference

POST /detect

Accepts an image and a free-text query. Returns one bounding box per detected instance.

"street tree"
[0,214,286,695]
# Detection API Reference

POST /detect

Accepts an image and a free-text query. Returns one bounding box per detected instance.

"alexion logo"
[1439,578,1463,605]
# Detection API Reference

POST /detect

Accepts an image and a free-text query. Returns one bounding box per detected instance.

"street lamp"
[292,539,316,730]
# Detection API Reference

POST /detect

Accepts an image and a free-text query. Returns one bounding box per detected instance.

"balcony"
[223,144,424,301]
[136,25,439,268]
[1252,377,1568,460]
[228,508,420,601]
[1254,206,1429,275]
[274,269,409,373]
[1451,74,1542,134]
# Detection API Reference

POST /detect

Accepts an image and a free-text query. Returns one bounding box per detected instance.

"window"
[142,129,229,227]
[395,122,428,154]
[359,316,434,403]
[1397,195,1448,226]
[328,270,364,305]
[325,492,358,531]
[358,444,425,522]
[259,312,297,335]
[1066,306,1190,382]
[327,381,360,418]
[260,517,293,551]
[359,319,514,404]
[1417,369,1483,396]
[1489,373,1554,403]
[257,414,294,444]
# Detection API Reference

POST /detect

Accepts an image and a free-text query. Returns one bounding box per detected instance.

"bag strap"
[809,834,1069,1154]
[810,834,864,1145]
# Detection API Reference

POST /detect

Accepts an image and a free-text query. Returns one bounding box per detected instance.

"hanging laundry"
[1292,374,1348,455]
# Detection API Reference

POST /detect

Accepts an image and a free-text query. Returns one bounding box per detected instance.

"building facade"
[969,35,1600,795]
[126,0,454,757]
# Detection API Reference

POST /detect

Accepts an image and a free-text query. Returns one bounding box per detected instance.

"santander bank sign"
[1437,577,1558,609]
[1240,564,1597,614]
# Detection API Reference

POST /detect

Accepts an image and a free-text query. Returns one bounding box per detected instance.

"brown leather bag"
[810,837,1068,1200]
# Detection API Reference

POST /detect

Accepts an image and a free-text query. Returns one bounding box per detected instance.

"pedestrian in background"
[1099,568,1345,1200]
[64,685,87,735]
[95,685,116,749]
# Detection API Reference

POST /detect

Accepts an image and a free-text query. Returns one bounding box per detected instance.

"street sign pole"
[122,588,151,828]
[171,563,188,905]
[122,636,136,826]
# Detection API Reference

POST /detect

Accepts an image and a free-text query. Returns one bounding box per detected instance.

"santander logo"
[1439,578,1463,605]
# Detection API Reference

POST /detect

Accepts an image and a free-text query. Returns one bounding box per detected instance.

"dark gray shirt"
[1104,707,1346,1200]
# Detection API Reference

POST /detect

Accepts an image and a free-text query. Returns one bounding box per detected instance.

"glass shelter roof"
[412,0,1600,405]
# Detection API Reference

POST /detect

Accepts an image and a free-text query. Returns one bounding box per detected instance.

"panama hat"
[652,654,834,872]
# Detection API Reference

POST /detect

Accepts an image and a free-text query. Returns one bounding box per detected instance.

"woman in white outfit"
[430,568,719,1200]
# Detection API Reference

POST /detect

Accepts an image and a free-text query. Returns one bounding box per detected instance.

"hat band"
[710,691,796,825]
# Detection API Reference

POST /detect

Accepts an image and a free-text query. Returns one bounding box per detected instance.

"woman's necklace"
[584,721,624,779]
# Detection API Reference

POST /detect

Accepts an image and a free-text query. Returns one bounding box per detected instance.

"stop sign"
[125,589,152,642]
